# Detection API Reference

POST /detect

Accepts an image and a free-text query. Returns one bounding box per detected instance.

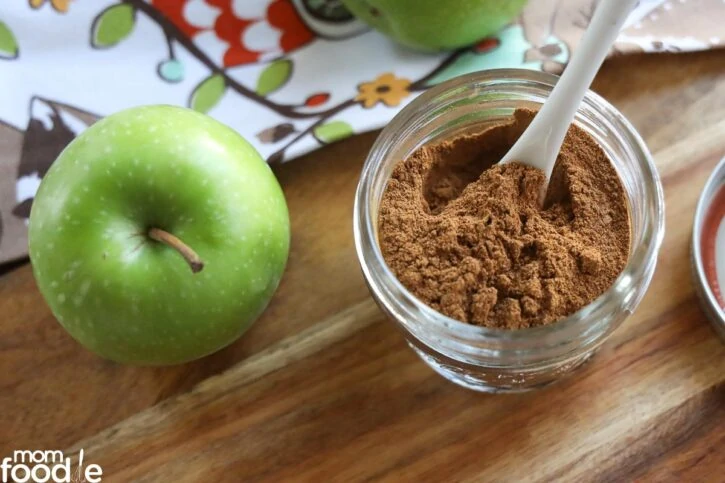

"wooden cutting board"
[2,52,725,482]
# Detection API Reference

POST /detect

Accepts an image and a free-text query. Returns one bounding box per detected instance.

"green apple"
[341,0,528,51]
[28,105,290,365]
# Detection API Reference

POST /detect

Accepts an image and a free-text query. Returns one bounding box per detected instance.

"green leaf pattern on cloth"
[255,60,293,96]
[313,121,354,144]
[189,74,226,113]
[0,20,19,59]
[91,3,136,49]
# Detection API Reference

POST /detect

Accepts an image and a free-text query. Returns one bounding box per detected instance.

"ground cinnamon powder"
[378,109,630,329]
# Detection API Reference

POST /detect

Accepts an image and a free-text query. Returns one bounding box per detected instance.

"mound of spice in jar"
[378,108,630,329]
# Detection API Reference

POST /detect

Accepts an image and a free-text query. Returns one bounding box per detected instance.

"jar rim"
[354,68,665,342]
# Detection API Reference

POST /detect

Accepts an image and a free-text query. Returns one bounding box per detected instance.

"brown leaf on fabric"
[256,123,295,144]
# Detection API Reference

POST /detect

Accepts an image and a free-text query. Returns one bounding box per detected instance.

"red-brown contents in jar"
[378,109,630,329]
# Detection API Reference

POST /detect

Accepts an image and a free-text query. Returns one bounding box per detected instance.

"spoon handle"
[501,0,639,178]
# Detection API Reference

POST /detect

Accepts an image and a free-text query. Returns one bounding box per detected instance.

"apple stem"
[148,228,204,274]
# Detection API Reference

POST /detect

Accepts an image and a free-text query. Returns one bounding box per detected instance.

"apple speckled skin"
[341,0,528,51]
[28,105,290,365]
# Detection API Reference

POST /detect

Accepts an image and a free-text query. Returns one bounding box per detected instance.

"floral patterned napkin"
[0,0,723,264]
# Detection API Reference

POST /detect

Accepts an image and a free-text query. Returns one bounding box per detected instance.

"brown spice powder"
[378,109,631,329]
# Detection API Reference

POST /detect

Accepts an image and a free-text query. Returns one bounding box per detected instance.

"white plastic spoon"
[500,0,639,184]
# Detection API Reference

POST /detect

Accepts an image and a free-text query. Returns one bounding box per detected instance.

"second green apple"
[341,0,528,51]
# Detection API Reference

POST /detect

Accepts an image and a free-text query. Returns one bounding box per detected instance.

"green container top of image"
[341,0,529,51]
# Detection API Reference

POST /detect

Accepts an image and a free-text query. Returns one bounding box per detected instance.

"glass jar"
[353,69,665,393]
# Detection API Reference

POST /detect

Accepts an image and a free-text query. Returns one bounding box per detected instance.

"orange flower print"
[29,0,70,13]
[355,73,412,109]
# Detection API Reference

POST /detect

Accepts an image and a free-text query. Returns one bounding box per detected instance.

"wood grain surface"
[2,51,725,481]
